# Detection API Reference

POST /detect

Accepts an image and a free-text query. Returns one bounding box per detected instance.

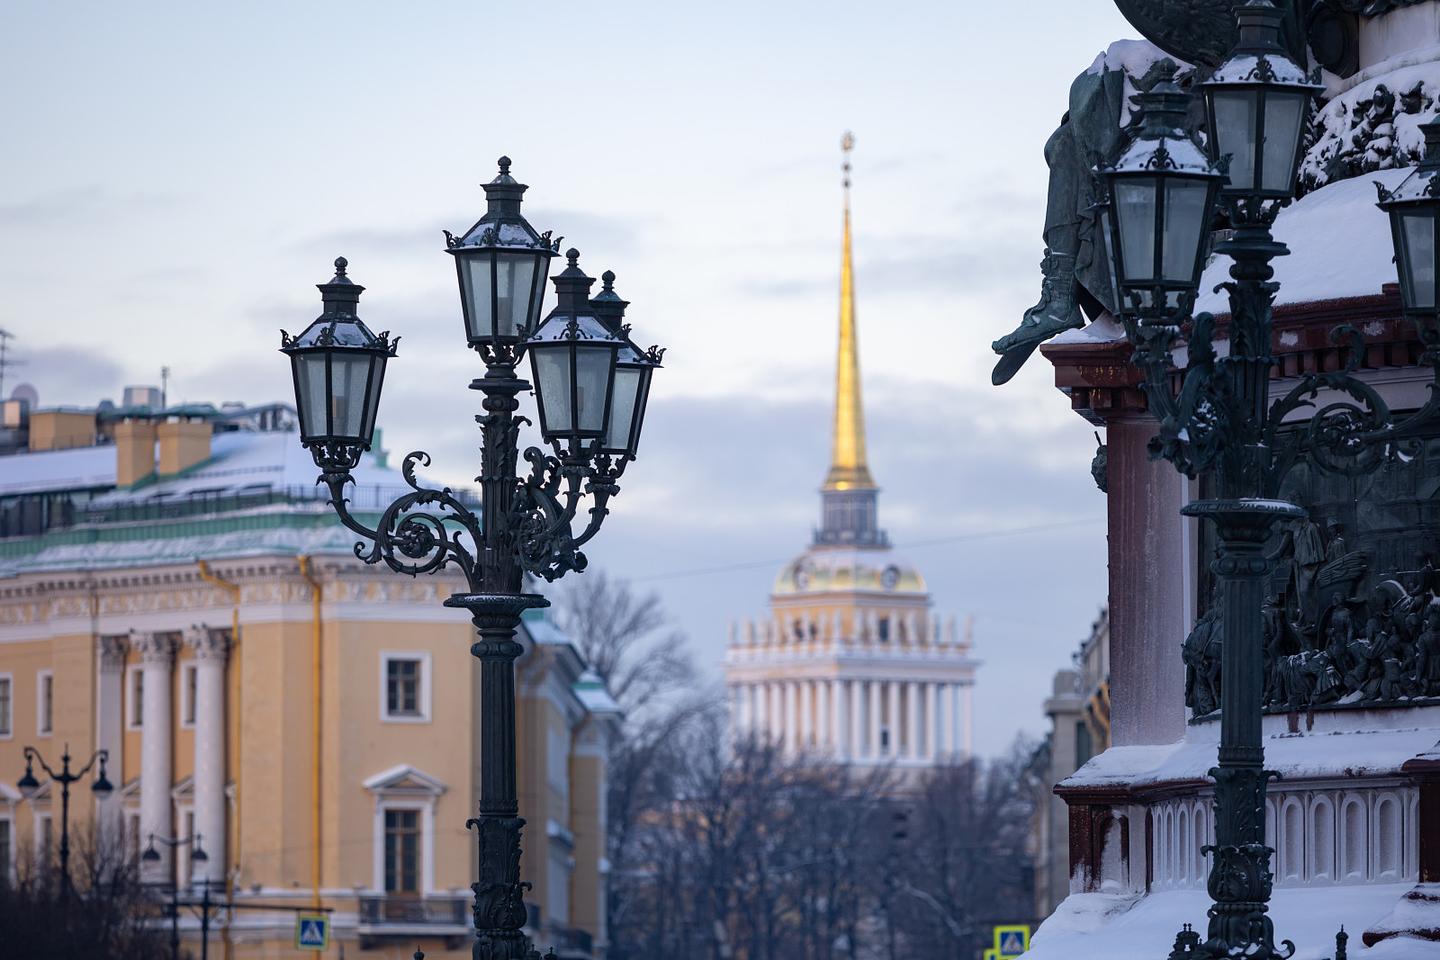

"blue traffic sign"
[296,914,330,950]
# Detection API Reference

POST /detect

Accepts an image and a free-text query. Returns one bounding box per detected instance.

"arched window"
[1341,796,1367,882]
[1281,798,1304,883]
[1310,796,1335,883]
[1374,794,1401,881]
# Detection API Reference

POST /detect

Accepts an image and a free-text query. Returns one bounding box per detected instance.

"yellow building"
[724,136,978,766]
[0,395,618,959]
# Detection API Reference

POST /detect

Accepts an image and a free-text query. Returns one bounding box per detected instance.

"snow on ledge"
[1027,885,1427,960]
[1060,721,1440,791]
[1046,312,1127,347]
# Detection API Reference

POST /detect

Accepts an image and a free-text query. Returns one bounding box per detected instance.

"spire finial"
[497,156,511,175]
[333,256,348,279]
[566,247,580,267]
[601,270,616,291]
[823,132,876,497]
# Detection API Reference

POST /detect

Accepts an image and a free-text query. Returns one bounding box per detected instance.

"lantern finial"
[333,257,348,279]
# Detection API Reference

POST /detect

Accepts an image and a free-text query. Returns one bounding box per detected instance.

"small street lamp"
[17,744,112,904]
[1089,2,1440,957]
[280,157,663,960]
[143,832,207,960]
[1377,121,1440,350]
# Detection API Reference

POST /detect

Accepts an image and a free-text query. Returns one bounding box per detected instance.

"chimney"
[157,415,212,476]
[114,418,157,487]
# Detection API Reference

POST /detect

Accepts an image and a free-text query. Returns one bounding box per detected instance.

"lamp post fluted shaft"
[282,158,661,960]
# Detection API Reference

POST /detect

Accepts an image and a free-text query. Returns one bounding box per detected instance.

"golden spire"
[824,131,876,492]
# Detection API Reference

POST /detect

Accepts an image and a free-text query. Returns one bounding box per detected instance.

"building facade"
[1031,608,1109,921]
[1014,4,1440,953]
[0,390,618,959]
[724,138,978,768]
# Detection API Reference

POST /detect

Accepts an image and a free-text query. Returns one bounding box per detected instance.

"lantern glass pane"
[1212,90,1258,191]
[629,364,654,453]
[1115,180,1159,282]
[534,347,573,433]
[331,354,373,440]
[1161,178,1211,285]
[574,345,614,434]
[1403,211,1437,310]
[461,255,495,341]
[606,365,642,452]
[296,354,329,439]
[494,251,539,339]
[1261,92,1305,195]
[361,355,386,439]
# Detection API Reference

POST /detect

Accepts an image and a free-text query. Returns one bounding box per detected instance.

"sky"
[0,0,1138,757]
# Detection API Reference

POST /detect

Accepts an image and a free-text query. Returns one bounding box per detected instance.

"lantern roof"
[1376,122,1440,207]
[280,258,398,355]
[590,270,663,368]
[447,157,562,254]
[1203,0,1316,90]
[1104,78,1216,179]
[529,250,619,345]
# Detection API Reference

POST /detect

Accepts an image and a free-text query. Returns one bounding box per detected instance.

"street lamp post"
[280,157,662,960]
[142,832,208,960]
[17,744,113,904]
[1089,2,1440,957]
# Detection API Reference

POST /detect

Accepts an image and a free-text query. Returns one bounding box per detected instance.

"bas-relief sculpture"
[1184,438,1440,716]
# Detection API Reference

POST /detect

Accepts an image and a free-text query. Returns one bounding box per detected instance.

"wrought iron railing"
[358,894,468,926]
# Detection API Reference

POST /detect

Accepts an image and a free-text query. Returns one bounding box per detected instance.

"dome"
[773,545,927,597]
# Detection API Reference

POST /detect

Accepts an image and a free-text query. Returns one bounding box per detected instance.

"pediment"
[362,764,447,796]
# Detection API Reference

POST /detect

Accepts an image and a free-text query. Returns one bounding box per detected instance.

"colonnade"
[95,625,230,884]
[729,677,973,762]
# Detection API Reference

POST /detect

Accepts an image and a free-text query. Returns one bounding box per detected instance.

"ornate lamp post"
[17,744,113,903]
[280,158,662,960]
[1092,2,1440,956]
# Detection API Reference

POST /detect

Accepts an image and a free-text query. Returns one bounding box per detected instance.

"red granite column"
[1104,415,1189,746]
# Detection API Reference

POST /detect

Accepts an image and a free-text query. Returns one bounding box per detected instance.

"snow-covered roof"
[0,442,123,496]
[1029,884,1429,960]
[1195,167,1409,314]
[1059,720,1440,791]
[0,428,413,503]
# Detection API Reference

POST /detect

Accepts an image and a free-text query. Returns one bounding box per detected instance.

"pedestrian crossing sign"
[994,924,1030,957]
[296,914,330,950]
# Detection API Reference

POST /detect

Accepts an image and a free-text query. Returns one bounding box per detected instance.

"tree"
[0,827,170,960]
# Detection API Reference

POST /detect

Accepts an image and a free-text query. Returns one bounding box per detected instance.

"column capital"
[98,635,130,674]
[132,630,178,665]
[187,624,232,661]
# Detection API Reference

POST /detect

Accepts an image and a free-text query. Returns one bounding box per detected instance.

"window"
[35,813,52,859]
[127,668,144,729]
[0,675,11,738]
[181,663,198,727]
[383,809,420,894]
[877,617,890,642]
[37,671,53,736]
[380,653,430,722]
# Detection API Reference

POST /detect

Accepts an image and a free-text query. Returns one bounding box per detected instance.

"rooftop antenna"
[160,366,171,410]
[0,329,22,399]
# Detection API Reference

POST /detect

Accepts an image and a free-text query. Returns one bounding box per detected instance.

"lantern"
[1378,121,1440,342]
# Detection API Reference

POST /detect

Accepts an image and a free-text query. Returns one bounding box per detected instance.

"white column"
[799,681,813,751]
[905,681,921,761]
[887,681,901,758]
[867,681,882,758]
[782,682,797,755]
[188,626,230,884]
[829,680,843,757]
[96,635,128,841]
[962,682,974,758]
[751,683,767,740]
[770,683,784,744]
[815,681,828,750]
[938,683,953,757]
[923,683,938,762]
[848,680,863,761]
[136,632,177,879]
